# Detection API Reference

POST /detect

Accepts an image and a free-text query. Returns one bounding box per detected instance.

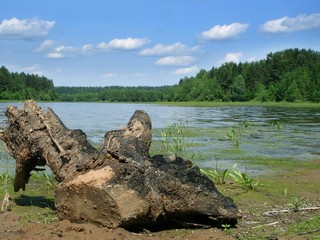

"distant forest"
[0,66,57,101]
[1,48,320,102]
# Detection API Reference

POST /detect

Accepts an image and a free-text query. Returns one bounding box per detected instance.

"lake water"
[1,102,320,175]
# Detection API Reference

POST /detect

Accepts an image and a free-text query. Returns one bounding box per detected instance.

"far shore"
[1,100,320,108]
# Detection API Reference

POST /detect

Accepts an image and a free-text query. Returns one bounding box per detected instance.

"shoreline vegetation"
[1,48,320,104]
[1,100,320,108]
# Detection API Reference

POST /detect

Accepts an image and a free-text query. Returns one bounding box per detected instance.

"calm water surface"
[1,102,319,174]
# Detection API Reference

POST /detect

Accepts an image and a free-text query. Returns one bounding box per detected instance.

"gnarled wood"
[0,100,241,229]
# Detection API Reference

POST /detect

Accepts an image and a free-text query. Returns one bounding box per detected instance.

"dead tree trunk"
[0,100,241,229]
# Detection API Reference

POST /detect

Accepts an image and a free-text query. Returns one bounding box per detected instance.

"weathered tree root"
[0,100,241,229]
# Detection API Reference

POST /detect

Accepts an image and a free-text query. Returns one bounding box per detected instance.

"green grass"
[287,216,320,236]
[215,161,320,239]
[0,172,58,225]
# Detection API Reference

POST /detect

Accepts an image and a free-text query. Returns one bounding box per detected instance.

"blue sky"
[1,0,320,87]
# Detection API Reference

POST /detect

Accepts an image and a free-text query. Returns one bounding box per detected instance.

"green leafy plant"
[226,120,251,147]
[288,196,302,212]
[226,128,241,147]
[229,165,264,190]
[272,120,284,131]
[201,168,230,185]
[30,172,57,190]
[160,122,194,159]
[221,223,231,230]
[0,171,13,189]
[43,173,57,190]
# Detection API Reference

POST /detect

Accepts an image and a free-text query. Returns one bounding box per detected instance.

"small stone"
[56,230,63,237]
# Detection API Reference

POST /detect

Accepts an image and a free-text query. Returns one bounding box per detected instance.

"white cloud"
[81,44,94,54]
[47,45,73,59]
[174,66,199,75]
[46,44,94,59]
[39,38,147,59]
[102,72,118,78]
[34,39,55,52]
[156,56,197,66]
[200,22,249,41]
[0,17,55,39]
[47,52,65,59]
[97,37,149,50]
[260,13,320,33]
[21,64,40,72]
[139,42,189,56]
[222,52,243,63]
[20,64,43,76]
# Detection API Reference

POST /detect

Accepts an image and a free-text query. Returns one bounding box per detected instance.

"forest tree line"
[0,66,57,101]
[1,48,320,102]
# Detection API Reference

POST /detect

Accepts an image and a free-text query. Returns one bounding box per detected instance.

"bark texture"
[0,100,241,229]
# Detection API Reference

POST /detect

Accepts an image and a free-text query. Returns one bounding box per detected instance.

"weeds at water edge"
[160,122,196,160]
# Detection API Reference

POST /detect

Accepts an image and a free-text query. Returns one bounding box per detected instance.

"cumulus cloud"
[47,45,73,59]
[200,22,249,41]
[46,44,94,59]
[156,56,197,66]
[34,39,55,52]
[0,17,55,39]
[139,42,191,56]
[97,37,149,50]
[81,44,94,53]
[174,66,199,75]
[260,13,320,33]
[222,52,243,64]
[47,52,65,59]
[36,37,149,59]
[20,64,43,76]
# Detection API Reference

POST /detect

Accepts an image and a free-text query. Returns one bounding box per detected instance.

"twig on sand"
[252,221,278,229]
[297,228,320,236]
[263,206,320,216]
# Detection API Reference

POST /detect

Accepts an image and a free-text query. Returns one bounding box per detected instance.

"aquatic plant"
[226,128,241,147]
[226,120,252,147]
[160,122,195,159]
[272,120,284,131]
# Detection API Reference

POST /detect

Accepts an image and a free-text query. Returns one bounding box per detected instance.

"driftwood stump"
[0,100,241,229]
